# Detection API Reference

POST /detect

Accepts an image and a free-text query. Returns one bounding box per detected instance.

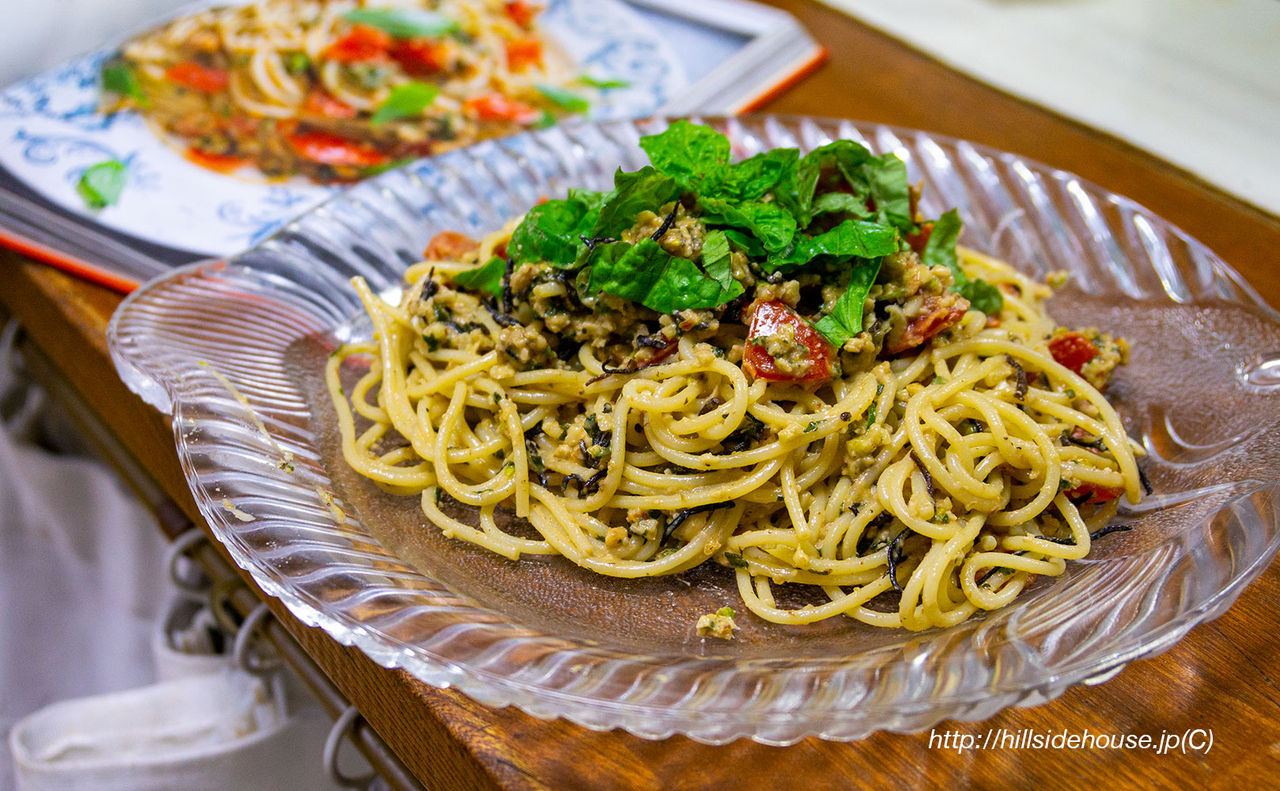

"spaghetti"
[103,0,588,182]
[326,122,1144,631]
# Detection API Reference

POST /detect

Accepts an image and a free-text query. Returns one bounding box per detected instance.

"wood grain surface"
[2,2,1279,789]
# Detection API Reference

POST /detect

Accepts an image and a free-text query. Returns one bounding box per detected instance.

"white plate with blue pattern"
[0,0,685,258]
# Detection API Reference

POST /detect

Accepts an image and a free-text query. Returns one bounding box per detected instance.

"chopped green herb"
[101,63,146,105]
[341,7,458,38]
[370,81,439,126]
[535,84,590,113]
[76,160,127,209]
[923,209,1004,315]
[812,257,882,347]
[286,52,310,74]
[724,552,748,568]
[451,256,505,297]
[865,402,878,430]
[577,74,630,89]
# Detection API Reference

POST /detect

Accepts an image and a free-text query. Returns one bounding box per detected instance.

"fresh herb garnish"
[812,257,881,347]
[504,121,988,333]
[101,63,146,105]
[588,239,737,312]
[577,74,630,89]
[370,81,439,126]
[286,52,310,74]
[341,7,458,38]
[452,256,505,297]
[76,160,127,209]
[535,84,590,113]
[922,209,1004,315]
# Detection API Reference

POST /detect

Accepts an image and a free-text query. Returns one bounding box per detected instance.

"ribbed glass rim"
[108,115,1280,744]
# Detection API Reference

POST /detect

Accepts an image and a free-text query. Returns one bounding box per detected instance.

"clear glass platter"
[108,115,1280,745]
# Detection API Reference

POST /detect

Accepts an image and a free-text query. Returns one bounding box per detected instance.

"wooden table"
[3,2,1279,788]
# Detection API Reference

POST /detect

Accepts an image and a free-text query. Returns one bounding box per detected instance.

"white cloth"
[819,0,1280,217]
[0,343,171,790]
[0,329,357,789]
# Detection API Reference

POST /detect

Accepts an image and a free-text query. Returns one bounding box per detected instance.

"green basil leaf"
[717,148,797,201]
[813,258,882,347]
[341,7,458,38]
[586,166,683,242]
[765,219,898,272]
[921,209,964,280]
[588,239,736,312]
[286,52,310,74]
[76,160,126,210]
[101,63,146,105]
[576,74,630,89]
[699,197,796,253]
[508,190,604,267]
[773,155,821,227]
[958,277,1004,315]
[370,81,439,126]
[811,191,872,218]
[919,209,1003,314]
[452,256,505,297]
[699,230,746,304]
[535,84,590,113]
[638,120,731,194]
[722,228,764,258]
[865,152,912,231]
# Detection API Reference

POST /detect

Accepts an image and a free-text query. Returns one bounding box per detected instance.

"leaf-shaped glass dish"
[108,116,1280,745]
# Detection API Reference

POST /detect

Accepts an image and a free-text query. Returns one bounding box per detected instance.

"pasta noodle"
[103,0,589,182]
[325,124,1145,631]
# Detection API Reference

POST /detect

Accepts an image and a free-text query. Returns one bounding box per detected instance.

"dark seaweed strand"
[581,468,608,495]
[636,333,669,349]
[419,267,438,301]
[910,450,935,500]
[975,551,1027,586]
[560,473,585,496]
[579,234,617,251]
[1006,354,1028,402]
[663,502,733,539]
[1062,431,1107,452]
[483,299,522,328]
[501,256,515,313]
[886,527,911,592]
[441,318,489,336]
[1138,464,1154,495]
[650,207,678,242]
[1042,523,1133,546]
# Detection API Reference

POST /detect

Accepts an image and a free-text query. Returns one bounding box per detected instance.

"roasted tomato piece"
[505,36,543,71]
[885,293,969,355]
[325,25,392,62]
[504,1,542,28]
[904,221,933,255]
[1065,482,1123,505]
[463,93,542,123]
[742,300,834,384]
[1048,331,1100,376]
[302,89,357,119]
[165,61,229,93]
[184,148,248,173]
[388,38,449,75]
[285,131,389,168]
[423,230,480,261]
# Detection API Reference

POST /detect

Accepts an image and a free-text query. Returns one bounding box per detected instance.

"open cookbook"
[0,0,823,290]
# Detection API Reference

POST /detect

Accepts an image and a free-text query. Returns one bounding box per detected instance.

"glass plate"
[108,115,1280,745]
